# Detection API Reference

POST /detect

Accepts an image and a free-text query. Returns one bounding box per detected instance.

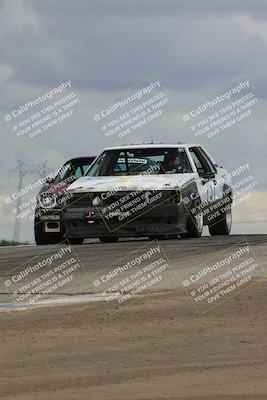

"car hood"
[67,174,195,193]
[38,180,70,196]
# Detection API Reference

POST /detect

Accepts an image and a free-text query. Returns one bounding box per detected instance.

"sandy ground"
[0,281,267,400]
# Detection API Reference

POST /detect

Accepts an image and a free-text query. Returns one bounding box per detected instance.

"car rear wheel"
[99,237,119,243]
[209,208,232,236]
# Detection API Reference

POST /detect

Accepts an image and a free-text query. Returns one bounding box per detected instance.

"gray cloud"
[0,0,266,94]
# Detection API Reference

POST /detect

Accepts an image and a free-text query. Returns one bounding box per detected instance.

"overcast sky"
[0,0,266,241]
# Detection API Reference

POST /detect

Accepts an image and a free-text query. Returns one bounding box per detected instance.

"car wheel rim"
[226,209,232,229]
[196,212,203,233]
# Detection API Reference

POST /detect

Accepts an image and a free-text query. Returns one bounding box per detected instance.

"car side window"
[74,166,84,178]
[198,148,217,173]
[189,147,212,177]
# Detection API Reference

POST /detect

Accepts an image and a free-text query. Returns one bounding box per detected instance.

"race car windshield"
[87,148,192,176]
[53,159,94,183]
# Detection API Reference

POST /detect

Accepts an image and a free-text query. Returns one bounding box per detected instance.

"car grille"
[68,190,180,208]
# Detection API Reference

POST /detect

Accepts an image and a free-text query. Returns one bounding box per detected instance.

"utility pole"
[8,161,50,242]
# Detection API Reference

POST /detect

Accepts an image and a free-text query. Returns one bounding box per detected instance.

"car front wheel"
[209,208,232,236]
[34,217,62,245]
[180,205,203,238]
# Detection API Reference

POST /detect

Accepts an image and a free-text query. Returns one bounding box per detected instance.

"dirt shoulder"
[0,282,267,400]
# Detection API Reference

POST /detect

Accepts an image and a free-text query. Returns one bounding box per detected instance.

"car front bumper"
[35,207,62,233]
[62,201,187,238]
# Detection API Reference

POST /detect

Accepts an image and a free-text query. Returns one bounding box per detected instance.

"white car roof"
[104,143,201,150]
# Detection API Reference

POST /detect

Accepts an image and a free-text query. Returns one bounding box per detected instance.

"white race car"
[62,144,233,243]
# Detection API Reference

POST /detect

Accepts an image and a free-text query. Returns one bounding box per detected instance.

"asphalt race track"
[0,234,266,308]
[0,234,266,274]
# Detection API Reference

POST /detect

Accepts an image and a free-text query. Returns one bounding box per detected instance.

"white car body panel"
[67,173,195,193]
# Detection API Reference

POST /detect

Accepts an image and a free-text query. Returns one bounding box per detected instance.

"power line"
[8,161,52,242]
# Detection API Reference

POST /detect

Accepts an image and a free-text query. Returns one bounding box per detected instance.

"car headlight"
[38,192,57,209]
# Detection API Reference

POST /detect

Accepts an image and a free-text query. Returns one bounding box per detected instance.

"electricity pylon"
[8,161,50,242]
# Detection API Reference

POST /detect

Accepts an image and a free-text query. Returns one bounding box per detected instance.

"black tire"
[168,234,179,239]
[68,238,84,244]
[209,208,232,236]
[34,217,61,245]
[148,235,167,241]
[180,203,203,239]
[99,237,119,243]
